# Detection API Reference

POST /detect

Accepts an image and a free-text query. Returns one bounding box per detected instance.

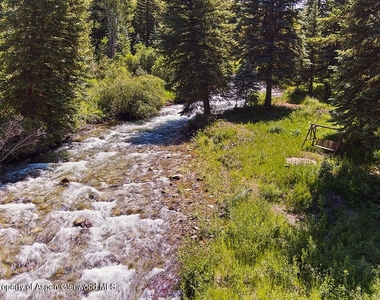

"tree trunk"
[104,1,118,58]
[308,76,314,97]
[203,95,211,117]
[265,80,272,108]
[323,82,331,102]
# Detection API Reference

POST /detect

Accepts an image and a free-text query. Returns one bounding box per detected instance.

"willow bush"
[89,64,167,120]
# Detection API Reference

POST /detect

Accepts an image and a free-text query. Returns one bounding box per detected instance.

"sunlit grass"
[180,98,380,299]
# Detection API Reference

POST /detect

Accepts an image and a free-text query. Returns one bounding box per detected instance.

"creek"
[0,103,226,300]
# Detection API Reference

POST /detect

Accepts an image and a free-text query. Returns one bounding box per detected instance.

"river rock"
[81,220,92,228]
[73,218,86,227]
[169,174,183,181]
[60,178,70,186]
[73,218,93,228]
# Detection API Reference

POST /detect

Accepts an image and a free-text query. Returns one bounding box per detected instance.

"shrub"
[90,67,167,120]
[123,44,160,75]
[268,123,285,134]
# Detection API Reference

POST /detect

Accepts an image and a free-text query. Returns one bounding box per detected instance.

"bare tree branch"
[0,115,46,164]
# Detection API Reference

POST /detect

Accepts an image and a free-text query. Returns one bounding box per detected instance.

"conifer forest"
[0,0,380,299]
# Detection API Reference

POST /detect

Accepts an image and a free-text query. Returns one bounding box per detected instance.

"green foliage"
[237,0,304,107]
[317,158,380,207]
[180,243,219,299]
[300,0,350,102]
[131,0,161,47]
[180,99,380,298]
[160,0,235,115]
[286,84,328,104]
[151,56,175,88]
[0,0,91,144]
[233,59,260,106]
[121,44,174,88]
[89,62,166,120]
[89,0,135,58]
[301,0,333,99]
[124,44,160,75]
[332,0,380,158]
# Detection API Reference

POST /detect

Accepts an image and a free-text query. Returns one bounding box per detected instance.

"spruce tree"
[90,0,135,58]
[238,0,302,107]
[332,0,380,156]
[160,0,234,116]
[0,0,91,143]
[316,0,347,100]
[302,0,321,96]
[301,0,335,99]
[132,0,161,47]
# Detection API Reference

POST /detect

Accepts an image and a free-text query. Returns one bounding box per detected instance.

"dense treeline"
[0,0,379,159]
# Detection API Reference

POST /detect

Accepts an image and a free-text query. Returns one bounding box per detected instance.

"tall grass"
[180,99,380,299]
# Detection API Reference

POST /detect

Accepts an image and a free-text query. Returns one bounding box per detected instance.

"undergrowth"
[180,98,380,299]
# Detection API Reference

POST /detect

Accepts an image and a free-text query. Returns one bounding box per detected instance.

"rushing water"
[0,104,207,300]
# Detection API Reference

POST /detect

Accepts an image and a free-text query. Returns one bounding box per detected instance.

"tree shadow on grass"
[218,104,296,124]
[297,160,380,296]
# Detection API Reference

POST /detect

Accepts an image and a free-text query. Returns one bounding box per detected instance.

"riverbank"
[0,105,216,299]
[180,99,380,299]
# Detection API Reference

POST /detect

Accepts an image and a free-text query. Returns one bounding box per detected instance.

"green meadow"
[180,96,380,299]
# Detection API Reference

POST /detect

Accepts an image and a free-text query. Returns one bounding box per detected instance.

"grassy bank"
[180,98,380,299]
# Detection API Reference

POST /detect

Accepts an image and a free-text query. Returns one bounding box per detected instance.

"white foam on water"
[3,176,56,199]
[82,251,121,269]
[14,243,68,279]
[53,160,88,180]
[47,209,105,229]
[78,137,107,151]
[93,151,118,161]
[88,215,166,261]
[92,201,116,218]
[48,226,82,252]
[0,103,195,299]
[0,228,23,250]
[16,243,51,268]
[61,184,102,205]
[0,203,35,211]
[0,227,21,237]
[0,203,38,228]
[80,265,136,299]
[126,152,150,160]
[95,214,141,238]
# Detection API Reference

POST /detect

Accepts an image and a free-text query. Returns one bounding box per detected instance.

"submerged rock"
[82,220,92,228]
[73,218,86,226]
[60,178,70,186]
[73,218,92,228]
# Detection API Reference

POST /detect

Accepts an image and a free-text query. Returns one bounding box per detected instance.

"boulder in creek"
[73,218,92,228]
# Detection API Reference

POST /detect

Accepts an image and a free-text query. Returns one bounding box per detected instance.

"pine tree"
[315,0,347,100]
[238,0,303,107]
[0,0,91,143]
[332,0,380,156]
[90,0,135,58]
[132,0,161,48]
[160,0,234,116]
[302,0,320,96]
